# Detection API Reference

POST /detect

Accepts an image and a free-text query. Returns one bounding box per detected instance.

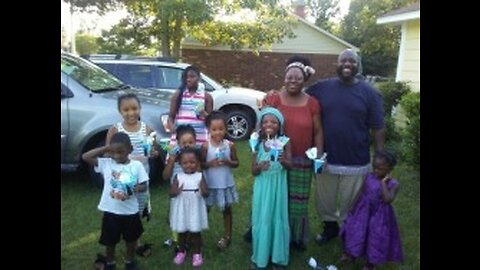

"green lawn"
[61,141,419,269]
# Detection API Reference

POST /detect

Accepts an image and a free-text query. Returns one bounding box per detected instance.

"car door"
[61,83,73,163]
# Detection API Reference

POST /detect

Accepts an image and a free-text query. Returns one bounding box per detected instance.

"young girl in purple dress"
[339,150,403,270]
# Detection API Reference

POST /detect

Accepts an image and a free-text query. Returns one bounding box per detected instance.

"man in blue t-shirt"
[306,49,385,245]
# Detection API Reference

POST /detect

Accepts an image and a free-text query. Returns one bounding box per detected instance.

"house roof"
[291,14,359,51]
[377,2,420,25]
[183,13,358,54]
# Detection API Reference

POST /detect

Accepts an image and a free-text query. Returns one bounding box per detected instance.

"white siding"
[183,21,353,55]
[269,23,351,54]
[399,20,420,92]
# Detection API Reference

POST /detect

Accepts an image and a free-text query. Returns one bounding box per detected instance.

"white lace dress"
[170,172,208,233]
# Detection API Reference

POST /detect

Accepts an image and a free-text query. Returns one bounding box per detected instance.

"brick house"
[181,13,358,92]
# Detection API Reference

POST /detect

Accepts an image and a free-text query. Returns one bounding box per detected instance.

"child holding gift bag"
[161,124,197,252]
[250,107,292,269]
[201,111,239,251]
[105,93,158,257]
[83,132,148,270]
[167,65,213,146]
[169,148,209,267]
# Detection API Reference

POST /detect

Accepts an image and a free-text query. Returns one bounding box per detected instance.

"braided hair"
[205,110,227,129]
[175,124,197,142]
[175,65,201,114]
[374,150,397,168]
[117,93,141,110]
[285,55,315,81]
[177,146,201,163]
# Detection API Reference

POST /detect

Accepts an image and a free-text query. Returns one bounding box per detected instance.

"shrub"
[376,80,411,144]
[377,80,411,116]
[399,91,420,170]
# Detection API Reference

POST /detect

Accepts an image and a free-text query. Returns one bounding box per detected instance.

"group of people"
[82,49,404,270]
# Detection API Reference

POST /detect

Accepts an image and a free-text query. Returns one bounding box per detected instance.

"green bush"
[381,115,406,161]
[376,80,411,145]
[377,80,411,116]
[399,92,420,170]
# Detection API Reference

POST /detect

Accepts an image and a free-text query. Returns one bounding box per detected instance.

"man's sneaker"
[315,232,337,245]
[104,262,116,270]
[125,261,139,270]
[173,251,187,265]
[192,253,204,267]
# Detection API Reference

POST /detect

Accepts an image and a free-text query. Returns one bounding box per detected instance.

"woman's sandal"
[94,253,107,270]
[216,236,231,250]
[136,243,153,258]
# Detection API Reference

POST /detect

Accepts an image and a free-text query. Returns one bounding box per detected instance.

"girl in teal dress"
[251,107,292,269]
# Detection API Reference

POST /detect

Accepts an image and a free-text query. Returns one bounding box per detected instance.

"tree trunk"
[172,16,183,60]
[160,8,170,57]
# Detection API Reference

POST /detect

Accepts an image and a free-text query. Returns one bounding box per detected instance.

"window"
[61,54,124,92]
[61,83,73,98]
[202,79,215,92]
[156,67,216,91]
[115,65,154,88]
[157,67,183,89]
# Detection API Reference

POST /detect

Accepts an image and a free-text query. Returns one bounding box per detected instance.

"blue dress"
[251,140,290,267]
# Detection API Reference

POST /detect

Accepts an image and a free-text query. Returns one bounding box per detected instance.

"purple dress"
[340,173,403,265]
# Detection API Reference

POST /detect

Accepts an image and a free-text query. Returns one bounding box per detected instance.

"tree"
[190,2,296,54]
[127,0,217,59]
[306,0,340,33]
[61,27,69,51]
[97,16,156,55]
[63,0,119,14]
[75,32,99,55]
[339,0,417,76]
[67,0,296,59]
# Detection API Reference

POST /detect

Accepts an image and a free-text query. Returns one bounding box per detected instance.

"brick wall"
[181,49,339,91]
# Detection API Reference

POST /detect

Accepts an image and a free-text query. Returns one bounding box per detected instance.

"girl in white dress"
[169,147,209,267]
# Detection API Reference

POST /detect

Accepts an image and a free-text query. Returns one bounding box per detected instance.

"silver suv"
[61,52,170,183]
[87,55,266,141]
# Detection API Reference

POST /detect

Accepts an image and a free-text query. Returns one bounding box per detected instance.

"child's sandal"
[136,243,153,258]
[216,236,231,250]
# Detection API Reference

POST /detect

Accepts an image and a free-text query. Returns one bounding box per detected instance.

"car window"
[116,65,154,88]
[155,66,216,91]
[61,83,73,98]
[156,67,182,89]
[97,63,116,74]
[61,54,124,92]
[202,80,215,91]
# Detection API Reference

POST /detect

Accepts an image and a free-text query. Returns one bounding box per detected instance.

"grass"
[61,141,419,269]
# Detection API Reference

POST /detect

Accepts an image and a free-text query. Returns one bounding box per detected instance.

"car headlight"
[160,114,171,133]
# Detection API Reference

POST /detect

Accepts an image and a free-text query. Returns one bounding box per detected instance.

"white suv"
[87,55,266,141]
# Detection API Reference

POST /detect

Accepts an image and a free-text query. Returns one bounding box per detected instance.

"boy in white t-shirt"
[83,132,148,270]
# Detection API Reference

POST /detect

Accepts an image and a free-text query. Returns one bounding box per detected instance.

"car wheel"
[225,109,253,141]
[88,140,105,189]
